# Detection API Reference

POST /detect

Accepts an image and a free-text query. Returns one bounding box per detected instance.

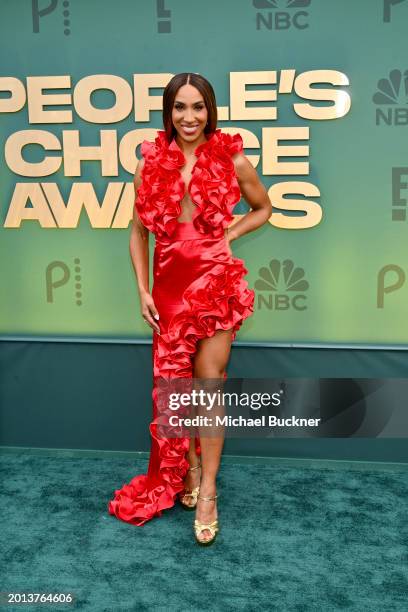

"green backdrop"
[1,0,407,348]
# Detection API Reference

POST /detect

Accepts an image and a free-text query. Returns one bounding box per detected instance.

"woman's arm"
[130,159,160,334]
[226,153,273,243]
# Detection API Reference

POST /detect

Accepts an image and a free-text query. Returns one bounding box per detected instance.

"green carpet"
[1,450,408,611]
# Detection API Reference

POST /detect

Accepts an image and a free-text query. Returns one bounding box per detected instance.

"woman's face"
[171,84,208,142]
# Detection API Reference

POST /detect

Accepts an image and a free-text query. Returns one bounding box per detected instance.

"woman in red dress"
[108,73,272,545]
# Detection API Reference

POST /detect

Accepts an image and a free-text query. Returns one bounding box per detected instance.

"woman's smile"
[181,124,199,135]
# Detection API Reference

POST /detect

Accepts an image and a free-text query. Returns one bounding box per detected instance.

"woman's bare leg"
[181,437,201,507]
[192,328,233,541]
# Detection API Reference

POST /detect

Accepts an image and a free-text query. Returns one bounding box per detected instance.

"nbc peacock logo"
[372,69,408,126]
[252,0,311,30]
[255,259,309,311]
[253,0,311,5]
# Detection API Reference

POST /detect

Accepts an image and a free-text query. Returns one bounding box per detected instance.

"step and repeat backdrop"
[1,0,407,347]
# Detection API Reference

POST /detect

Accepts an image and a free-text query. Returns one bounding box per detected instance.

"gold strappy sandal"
[179,463,201,510]
[193,494,219,546]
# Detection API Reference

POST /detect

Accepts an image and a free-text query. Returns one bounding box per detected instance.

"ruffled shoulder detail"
[140,138,157,161]
[135,128,244,238]
[216,130,243,156]
[134,131,185,237]
[190,129,243,236]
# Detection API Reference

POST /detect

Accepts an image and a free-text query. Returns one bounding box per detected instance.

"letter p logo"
[46,261,70,303]
[377,265,405,308]
[32,0,58,33]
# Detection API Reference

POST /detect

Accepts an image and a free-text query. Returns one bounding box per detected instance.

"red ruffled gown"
[108,128,255,525]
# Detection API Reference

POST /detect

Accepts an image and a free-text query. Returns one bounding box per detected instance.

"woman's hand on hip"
[224,227,233,257]
[140,292,161,334]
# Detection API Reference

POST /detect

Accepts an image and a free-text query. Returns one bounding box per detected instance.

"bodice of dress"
[135,128,243,239]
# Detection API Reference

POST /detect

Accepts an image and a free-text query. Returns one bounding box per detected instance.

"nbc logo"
[252,0,311,30]
[255,259,309,310]
[372,69,408,125]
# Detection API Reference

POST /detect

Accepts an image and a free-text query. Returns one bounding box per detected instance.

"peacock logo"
[255,259,309,311]
[252,0,311,30]
[373,69,408,105]
[253,0,311,7]
[372,69,408,125]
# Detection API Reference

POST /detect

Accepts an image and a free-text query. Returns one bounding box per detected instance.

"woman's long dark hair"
[162,73,218,143]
